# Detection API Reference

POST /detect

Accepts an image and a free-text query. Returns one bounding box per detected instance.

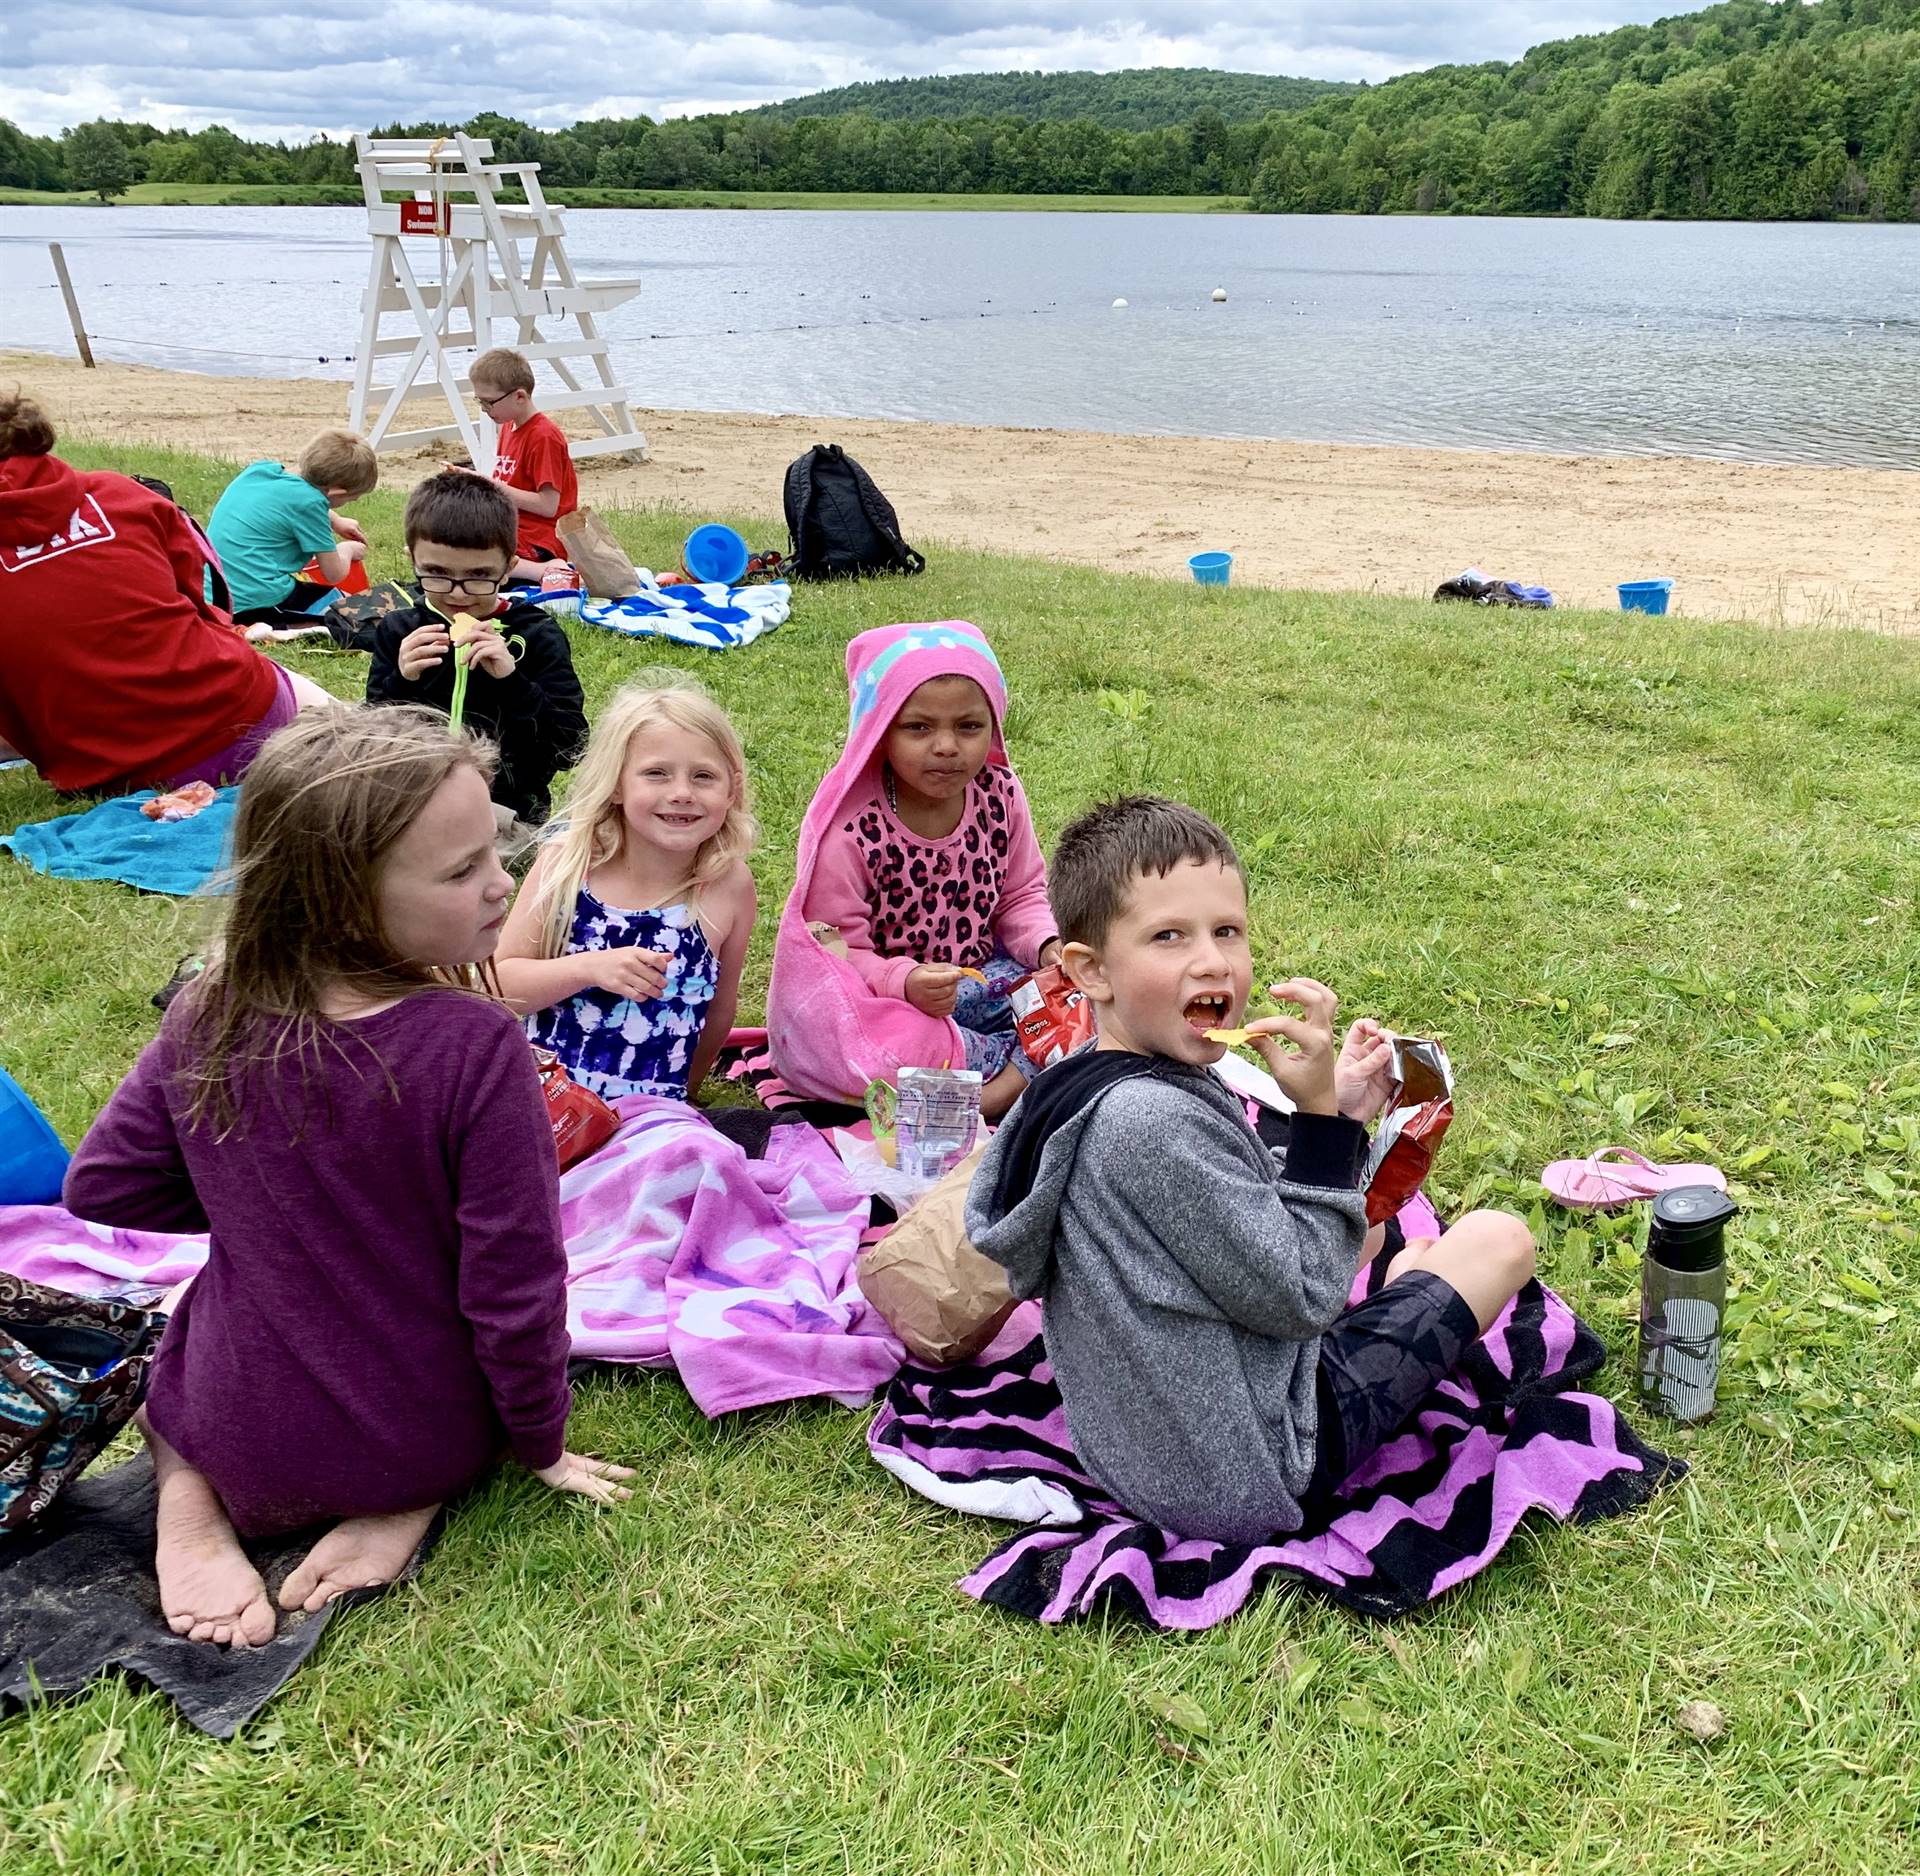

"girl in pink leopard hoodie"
[768,622,1058,1119]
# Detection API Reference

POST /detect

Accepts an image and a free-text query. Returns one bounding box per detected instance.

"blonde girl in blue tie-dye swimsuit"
[496,676,758,1104]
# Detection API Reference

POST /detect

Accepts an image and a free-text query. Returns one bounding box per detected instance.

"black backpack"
[129,473,231,612]
[783,445,925,581]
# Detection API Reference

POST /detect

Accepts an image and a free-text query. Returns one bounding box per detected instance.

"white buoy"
[1112,297,1128,309]
[1211,286,1227,303]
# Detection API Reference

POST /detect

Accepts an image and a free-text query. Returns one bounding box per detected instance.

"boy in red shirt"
[461,346,577,579]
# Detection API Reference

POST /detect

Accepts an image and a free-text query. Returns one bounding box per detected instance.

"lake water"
[4,205,1917,469]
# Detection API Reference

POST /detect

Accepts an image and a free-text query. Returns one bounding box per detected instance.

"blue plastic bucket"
[1618,578,1674,616]
[1189,551,1233,587]
[682,523,750,587]
[0,1066,69,1206]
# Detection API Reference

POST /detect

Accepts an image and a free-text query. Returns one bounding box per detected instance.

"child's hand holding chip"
[905,963,965,1018]
[1244,977,1340,1117]
[457,621,516,679]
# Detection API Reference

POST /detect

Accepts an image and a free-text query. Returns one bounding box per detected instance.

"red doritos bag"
[1363,1037,1455,1226]
[1010,965,1093,1071]
[534,1048,619,1169]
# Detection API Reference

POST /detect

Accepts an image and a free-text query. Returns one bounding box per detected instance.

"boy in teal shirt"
[208,429,377,623]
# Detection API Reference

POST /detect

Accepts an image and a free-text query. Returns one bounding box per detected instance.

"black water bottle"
[1637,1185,1737,1423]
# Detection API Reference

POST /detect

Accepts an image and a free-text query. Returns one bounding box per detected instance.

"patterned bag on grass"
[0,1273,164,1535]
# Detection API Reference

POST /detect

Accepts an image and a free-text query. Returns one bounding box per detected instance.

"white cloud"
[0,2,1687,139]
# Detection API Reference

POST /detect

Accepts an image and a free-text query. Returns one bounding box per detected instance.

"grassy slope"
[2,441,1918,1873]
[548,188,1246,213]
[0,185,1245,213]
[0,183,362,207]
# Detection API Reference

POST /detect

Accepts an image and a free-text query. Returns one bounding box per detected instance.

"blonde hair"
[177,705,498,1137]
[471,347,535,395]
[530,674,757,957]
[296,428,377,498]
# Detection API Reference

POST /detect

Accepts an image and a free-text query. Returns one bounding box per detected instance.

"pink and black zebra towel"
[868,1271,1683,1629]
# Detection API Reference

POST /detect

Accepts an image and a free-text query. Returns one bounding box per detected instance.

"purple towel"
[869,1264,1682,1628]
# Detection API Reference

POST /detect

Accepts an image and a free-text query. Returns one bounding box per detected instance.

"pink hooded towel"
[769,621,1020,1103]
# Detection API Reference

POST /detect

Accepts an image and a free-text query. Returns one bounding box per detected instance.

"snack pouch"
[1363,1035,1454,1226]
[534,1046,620,1170]
[140,780,219,823]
[1010,965,1093,1071]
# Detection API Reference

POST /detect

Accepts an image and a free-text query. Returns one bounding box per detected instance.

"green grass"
[0,184,1245,213]
[547,188,1249,213]
[4,440,1920,1873]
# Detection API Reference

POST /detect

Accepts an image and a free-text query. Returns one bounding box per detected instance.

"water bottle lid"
[1648,1184,1737,1269]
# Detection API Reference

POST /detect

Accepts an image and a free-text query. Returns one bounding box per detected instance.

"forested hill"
[7,0,1920,219]
[753,69,1354,131]
[1251,0,1920,218]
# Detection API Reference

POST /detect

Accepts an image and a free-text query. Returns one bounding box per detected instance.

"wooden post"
[48,243,95,368]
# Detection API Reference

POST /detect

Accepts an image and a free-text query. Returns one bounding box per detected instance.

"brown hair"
[176,705,497,1137]
[1048,796,1245,950]
[296,428,378,498]
[404,472,517,559]
[0,387,57,458]
[471,347,535,395]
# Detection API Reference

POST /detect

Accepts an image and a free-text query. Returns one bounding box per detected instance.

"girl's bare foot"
[145,1421,276,1648]
[279,1504,438,1614]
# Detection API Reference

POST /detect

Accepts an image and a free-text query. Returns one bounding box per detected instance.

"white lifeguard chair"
[347,132,648,469]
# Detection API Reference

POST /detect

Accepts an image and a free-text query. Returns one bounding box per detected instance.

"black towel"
[0,1455,439,1738]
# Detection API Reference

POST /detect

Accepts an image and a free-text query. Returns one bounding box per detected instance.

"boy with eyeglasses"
[452,346,577,579]
[366,475,586,831]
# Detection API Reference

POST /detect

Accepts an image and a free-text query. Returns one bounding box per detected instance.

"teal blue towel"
[1,789,238,896]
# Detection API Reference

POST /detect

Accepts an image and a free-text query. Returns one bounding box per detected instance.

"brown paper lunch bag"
[554,506,642,599]
[857,1142,1016,1367]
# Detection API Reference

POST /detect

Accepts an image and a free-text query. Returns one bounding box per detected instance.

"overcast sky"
[3,2,1687,141]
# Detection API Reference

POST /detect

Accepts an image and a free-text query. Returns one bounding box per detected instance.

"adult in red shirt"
[463,346,577,576]
[0,391,330,794]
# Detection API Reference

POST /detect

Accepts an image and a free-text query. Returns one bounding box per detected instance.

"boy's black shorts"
[1305,1269,1480,1502]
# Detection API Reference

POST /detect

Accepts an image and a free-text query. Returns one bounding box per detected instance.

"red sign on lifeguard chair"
[399,198,450,235]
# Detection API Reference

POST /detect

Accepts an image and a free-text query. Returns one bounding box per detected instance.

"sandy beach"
[12,352,1916,631]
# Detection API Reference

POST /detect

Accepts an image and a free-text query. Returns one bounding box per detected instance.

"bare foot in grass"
[279,1505,438,1614]
[146,1421,277,1648]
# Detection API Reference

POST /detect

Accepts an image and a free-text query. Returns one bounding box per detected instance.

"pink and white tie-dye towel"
[0,1098,903,1418]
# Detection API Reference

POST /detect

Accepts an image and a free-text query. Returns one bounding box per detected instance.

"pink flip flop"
[1540,1146,1728,1212]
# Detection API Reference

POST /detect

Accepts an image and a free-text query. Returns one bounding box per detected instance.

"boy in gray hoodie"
[966,797,1535,1544]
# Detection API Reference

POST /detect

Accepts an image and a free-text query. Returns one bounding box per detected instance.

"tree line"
[1250,0,1920,220]
[6,1,1920,220]
[750,68,1351,132]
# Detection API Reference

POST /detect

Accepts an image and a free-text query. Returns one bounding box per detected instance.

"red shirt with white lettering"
[491,412,576,560]
[0,453,279,793]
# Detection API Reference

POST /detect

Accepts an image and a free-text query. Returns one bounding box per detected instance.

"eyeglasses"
[474,389,516,411]
[417,572,503,595]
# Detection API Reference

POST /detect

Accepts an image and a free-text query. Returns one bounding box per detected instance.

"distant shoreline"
[0,184,1248,213]
[3,186,1906,224]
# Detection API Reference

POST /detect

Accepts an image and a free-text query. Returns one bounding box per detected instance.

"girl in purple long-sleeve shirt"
[65,705,633,1649]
